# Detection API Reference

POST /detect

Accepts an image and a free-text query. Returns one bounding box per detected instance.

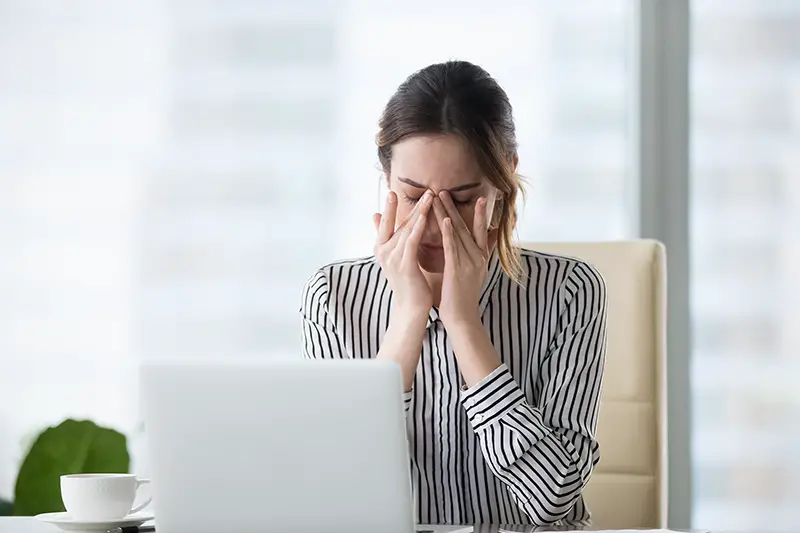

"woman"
[300,60,607,527]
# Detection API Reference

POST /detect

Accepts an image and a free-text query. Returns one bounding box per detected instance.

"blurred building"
[690,0,800,528]
[138,0,631,358]
[139,1,341,358]
[0,1,797,529]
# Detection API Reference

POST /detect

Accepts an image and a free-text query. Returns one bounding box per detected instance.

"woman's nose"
[424,213,442,239]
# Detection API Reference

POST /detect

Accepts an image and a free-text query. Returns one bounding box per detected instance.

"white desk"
[0,517,51,533]
[0,520,469,533]
[0,520,704,533]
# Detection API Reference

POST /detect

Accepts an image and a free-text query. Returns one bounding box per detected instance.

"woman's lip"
[421,243,443,250]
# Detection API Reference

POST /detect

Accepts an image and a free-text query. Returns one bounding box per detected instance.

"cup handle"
[129,478,152,515]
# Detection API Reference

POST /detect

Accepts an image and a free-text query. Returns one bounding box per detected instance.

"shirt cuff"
[461,364,539,434]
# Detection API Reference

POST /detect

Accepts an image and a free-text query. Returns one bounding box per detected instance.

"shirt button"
[474,413,484,423]
[465,398,474,408]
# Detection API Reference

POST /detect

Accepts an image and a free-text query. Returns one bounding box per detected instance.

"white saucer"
[35,511,154,532]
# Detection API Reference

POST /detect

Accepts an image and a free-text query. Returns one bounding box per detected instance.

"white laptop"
[139,358,415,533]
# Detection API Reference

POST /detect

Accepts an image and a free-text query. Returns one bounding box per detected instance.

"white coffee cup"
[60,474,151,521]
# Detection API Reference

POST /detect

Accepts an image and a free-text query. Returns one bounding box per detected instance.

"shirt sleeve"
[460,261,607,525]
[300,268,413,415]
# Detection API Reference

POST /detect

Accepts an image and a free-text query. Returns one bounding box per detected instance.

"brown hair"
[376,60,524,283]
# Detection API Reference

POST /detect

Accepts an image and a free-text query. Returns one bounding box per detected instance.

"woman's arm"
[451,263,608,524]
[300,268,348,360]
[375,305,429,392]
[433,192,607,523]
[371,190,435,393]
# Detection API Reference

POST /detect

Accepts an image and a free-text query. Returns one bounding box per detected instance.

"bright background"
[0,0,798,530]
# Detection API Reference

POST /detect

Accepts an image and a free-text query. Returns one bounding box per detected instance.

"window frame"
[631,0,692,528]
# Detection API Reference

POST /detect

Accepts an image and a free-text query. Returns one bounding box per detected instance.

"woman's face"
[387,133,499,274]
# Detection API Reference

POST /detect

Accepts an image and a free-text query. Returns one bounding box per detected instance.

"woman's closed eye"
[403,194,473,207]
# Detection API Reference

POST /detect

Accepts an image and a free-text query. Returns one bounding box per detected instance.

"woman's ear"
[487,228,499,252]
[489,193,503,230]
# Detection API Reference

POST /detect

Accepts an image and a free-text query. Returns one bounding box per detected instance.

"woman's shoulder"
[516,246,606,291]
[300,255,381,302]
[304,255,379,284]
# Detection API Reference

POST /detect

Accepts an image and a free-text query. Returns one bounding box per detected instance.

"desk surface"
[0,519,708,533]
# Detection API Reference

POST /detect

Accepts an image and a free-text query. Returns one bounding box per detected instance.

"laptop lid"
[140,358,414,533]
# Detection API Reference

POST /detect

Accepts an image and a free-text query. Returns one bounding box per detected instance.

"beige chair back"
[520,240,668,529]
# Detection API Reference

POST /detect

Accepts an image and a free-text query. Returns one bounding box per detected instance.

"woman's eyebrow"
[397,176,481,192]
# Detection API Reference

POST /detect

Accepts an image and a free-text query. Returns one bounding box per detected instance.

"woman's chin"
[418,248,445,274]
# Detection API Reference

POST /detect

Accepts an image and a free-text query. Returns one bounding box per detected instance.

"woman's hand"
[433,191,491,328]
[373,190,434,320]
[373,190,434,392]
[433,191,502,387]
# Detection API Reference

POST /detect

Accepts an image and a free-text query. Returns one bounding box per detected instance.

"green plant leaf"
[0,497,13,516]
[13,419,129,516]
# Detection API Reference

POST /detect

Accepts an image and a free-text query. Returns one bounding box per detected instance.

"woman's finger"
[432,196,451,251]
[472,197,489,253]
[432,196,448,229]
[399,191,431,232]
[404,198,431,259]
[373,213,382,232]
[441,217,459,268]
[439,191,479,254]
[394,191,431,248]
[377,191,398,244]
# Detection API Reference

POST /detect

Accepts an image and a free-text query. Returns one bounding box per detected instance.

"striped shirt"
[299,247,607,526]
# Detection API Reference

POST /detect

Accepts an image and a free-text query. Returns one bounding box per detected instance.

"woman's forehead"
[390,134,484,190]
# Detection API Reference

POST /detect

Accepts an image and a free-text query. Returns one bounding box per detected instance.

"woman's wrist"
[445,315,502,388]
[442,309,483,333]
[378,305,429,392]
